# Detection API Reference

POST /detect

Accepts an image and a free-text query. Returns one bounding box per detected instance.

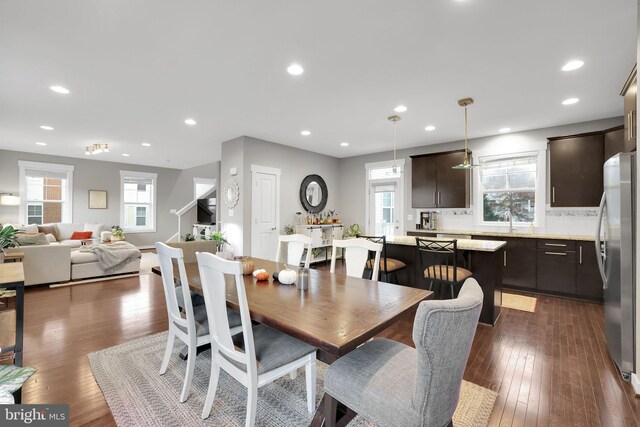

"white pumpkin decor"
[278,268,298,285]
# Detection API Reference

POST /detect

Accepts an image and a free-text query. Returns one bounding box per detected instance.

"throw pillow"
[0,365,37,404]
[70,231,93,240]
[84,223,104,238]
[45,233,57,243]
[38,224,58,240]
[15,233,50,246]
[20,224,38,233]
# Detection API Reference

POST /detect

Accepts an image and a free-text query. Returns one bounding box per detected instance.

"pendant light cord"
[464,106,469,163]
[393,119,397,172]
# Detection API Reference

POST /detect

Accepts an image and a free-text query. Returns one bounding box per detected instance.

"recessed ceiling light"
[35,142,47,146]
[122,153,130,157]
[340,142,349,147]
[499,127,512,133]
[287,64,304,76]
[50,85,70,94]
[184,118,196,126]
[141,142,151,147]
[40,125,54,131]
[300,130,311,136]
[424,125,436,131]
[394,105,407,113]
[562,60,584,72]
[562,97,579,105]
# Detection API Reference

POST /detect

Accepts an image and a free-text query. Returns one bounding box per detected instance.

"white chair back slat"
[156,242,191,331]
[196,252,255,368]
[276,234,312,268]
[330,238,382,279]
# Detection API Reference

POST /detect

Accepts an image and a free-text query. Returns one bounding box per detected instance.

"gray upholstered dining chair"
[323,278,483,427]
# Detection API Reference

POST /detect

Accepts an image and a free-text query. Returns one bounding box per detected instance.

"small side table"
[3,252,24,263]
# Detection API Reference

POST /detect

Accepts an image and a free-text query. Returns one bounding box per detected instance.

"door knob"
[271,227,276,230]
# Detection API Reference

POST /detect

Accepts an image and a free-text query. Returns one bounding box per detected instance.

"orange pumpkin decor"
[255,271,270,281]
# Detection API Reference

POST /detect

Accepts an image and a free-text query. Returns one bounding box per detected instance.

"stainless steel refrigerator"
[595,152,636,381]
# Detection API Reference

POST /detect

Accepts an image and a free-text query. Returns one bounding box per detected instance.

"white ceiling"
[0,0,636,169]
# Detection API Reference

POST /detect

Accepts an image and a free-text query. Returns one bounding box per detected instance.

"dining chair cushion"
[366,258,406,273]
[325,338,420,427]
[175,285,205,308]
[424,265,472,282]
[174,296,241,337]
[228,324,316,375]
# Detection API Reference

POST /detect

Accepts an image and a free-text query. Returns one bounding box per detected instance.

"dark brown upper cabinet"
[604,125,625,162]
[410,150,471,209]
[548,133,604,207]
[621,65,637,153]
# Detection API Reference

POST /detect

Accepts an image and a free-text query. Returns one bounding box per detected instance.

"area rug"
[89,332,497,427]
[502,293,537,313]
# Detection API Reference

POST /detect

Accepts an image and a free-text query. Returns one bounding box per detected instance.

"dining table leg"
[310,393,356,427]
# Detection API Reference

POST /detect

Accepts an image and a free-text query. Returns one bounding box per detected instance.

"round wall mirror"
[300,174,328,213]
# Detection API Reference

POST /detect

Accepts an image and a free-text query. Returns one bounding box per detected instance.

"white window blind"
[120,171,157,233]
[18,161,73,225]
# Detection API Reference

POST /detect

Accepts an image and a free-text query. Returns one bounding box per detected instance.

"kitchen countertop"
[386,235,507,252]
[406,228,595,242]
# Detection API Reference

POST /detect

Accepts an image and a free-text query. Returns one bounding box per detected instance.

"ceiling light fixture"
[499,127,512,133]
[287,64,304,76]
[85,143,109,155]
[122,153,130,157]
[0,193,20,206]
[388,114,402,173]
[300,130,311,136]
[141,142,151,147]
[340,142,349,147]
[452,97,479,169]
[50,85,70,94]
[562,97,579,105]
[35,142,47,146]
[184,118,196,126]
[394,105,407,113]
[425,125,436,131]
[562,60,584,72]
[40,125,54,131]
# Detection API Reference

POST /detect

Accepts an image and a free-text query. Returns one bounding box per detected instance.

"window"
[120,171,157,233]
[194,178,215,199]
[365,159,405,236]
[19,161,73,225]
[479,154,538,224]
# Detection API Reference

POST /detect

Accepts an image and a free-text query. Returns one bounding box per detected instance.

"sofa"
[5,223,140,286]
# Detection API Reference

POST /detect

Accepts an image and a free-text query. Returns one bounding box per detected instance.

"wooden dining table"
[152,256,432,426]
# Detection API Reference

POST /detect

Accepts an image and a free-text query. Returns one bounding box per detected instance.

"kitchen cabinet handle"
[552,187,555,203]
[628,112,631,141]
[544,243,567,247]
[632,111,636,140]
[545,251,567,256]
[503,251,507,267]
[579,246,583,264]
[433,192,436,206]
[438,192,441,206]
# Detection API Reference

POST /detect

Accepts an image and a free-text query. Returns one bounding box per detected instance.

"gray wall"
[0,149,219,246]
[337,117,624,229]
[219,136,340,255]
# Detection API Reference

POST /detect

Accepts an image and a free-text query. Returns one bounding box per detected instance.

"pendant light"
[388,114,401,173]
[452,97,479,169]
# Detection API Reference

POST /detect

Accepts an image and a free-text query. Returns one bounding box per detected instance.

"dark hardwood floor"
[20,268,640,426]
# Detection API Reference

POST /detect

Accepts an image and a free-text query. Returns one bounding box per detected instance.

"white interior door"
[251,167,280,260]
[369,182,401,236]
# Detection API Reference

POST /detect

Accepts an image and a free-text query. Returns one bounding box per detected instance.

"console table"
[295,224,344,264]
[0,262,25,403]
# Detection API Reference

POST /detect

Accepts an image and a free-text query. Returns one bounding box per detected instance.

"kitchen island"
[385,235,506,326]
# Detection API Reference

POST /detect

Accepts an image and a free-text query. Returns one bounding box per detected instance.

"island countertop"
[386,235,507,252]
[406,228,595,242]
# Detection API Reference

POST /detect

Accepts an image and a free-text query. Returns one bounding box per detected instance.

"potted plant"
[283,224,295,235]
[210,231,233,259]
[0,225,19,263]
[111,226,125,242]
[345,223,361,238]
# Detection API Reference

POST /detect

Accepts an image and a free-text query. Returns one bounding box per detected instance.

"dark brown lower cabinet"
[503,238,537,289]
[536,249,577,294]
[576,242,604,299]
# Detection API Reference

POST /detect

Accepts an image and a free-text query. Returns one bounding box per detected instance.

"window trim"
[18,160,74,225]
[120,170,157,233]
[473,150,546,228]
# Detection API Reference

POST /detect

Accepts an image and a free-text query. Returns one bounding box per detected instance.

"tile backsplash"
[415,207,598,237]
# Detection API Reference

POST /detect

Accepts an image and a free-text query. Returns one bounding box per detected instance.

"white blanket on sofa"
[80,241,141,273]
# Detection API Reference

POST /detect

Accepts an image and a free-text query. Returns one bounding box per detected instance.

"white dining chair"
[155,242,242,403]
[276,234,313,268]
[330,238,383,280]
[196,251,317,425]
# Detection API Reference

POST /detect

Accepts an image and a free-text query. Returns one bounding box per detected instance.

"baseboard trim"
[136,244,155,250]
[49,273,143,288]
[631,373,640,395]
